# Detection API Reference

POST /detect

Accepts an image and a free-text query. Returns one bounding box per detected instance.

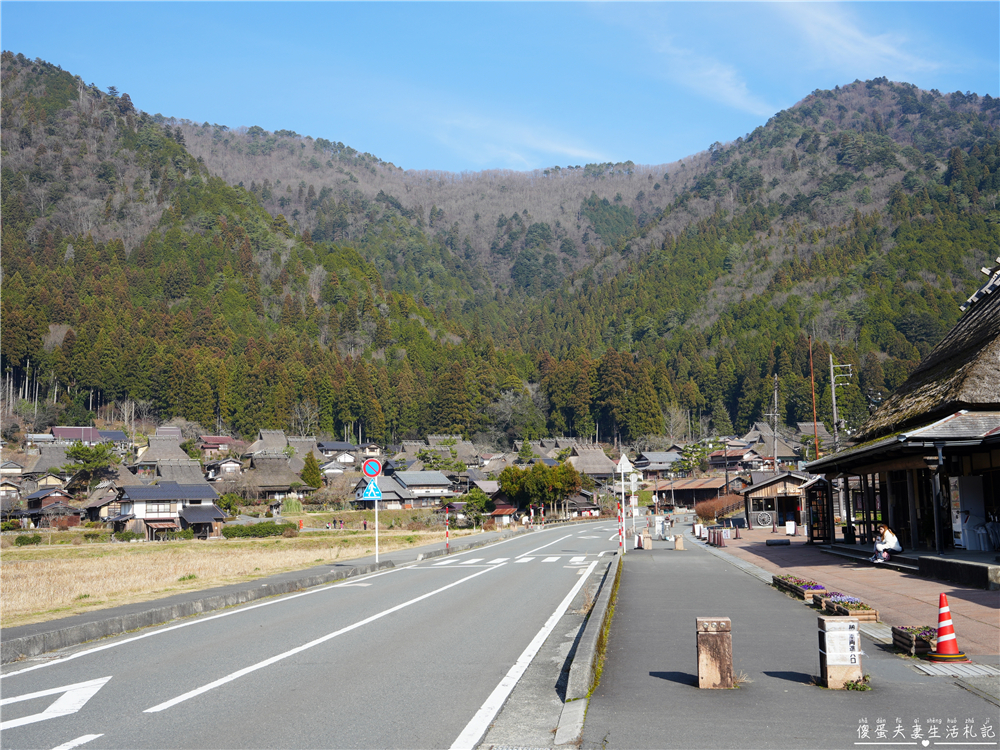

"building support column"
[906,469,919,550]
[882,471,895,533]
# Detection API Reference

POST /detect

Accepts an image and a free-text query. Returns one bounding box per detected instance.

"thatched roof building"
[566,446,617,479]
[856,278,1000,441]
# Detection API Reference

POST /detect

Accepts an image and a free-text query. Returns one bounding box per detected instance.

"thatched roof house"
[135,436,189,464]
[855,280,1000,441]
[248,454,315,500]
[806,274,1000,553]
[566,446,617,479]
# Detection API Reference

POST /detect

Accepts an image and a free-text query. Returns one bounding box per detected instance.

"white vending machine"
[951,476,985,550]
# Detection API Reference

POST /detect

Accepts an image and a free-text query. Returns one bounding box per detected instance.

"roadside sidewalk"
[579,534,999,750]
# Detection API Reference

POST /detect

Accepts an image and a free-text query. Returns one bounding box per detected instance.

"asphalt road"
[0,522,618,750]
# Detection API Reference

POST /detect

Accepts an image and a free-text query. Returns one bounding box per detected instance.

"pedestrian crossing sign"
[362,480,383,500]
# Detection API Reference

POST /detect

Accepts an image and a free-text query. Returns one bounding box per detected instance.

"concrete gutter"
[1,560,393,664]
[555,552,621,745]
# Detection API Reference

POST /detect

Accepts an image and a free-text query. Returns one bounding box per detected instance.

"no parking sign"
[362,458,383,478]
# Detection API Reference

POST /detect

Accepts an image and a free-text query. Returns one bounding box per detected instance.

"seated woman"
[871,524,902,563]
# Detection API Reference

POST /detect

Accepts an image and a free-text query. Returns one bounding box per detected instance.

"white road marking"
[607,534,619,542]
[570,556,586,563]
[578,535,598,539]
[459,558,484,565]
[450,560,599,750]
[486,558,509,564]
[144,565,503,713]
[516,534,572,559]
[433,558,459,566]
[542,556,560,563]
[1,565,407,680]
[51,735,104,750]
[0,676,111,731]
[1,527,569,681]
[337,583,371,587]
[515,558,533,563]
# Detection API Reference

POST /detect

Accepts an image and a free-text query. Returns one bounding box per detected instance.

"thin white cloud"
[650,36,777,117]
[590,4,777,118]
[779,4,937,75]
[428,112,608,170]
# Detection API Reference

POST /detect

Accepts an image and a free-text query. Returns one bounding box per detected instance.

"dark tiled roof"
[122,482,218,502]
[318,441,356,452]
[393,471,452,487]
[179,504,225,523]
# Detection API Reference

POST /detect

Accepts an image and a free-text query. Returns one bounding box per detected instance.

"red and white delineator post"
[445,507,450,555]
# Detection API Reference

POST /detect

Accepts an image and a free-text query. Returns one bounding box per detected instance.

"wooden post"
[882,471,895,535]
[906,469,920,550]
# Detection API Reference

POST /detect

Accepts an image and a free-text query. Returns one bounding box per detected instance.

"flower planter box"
[891,626,936,656]
[772,576,825,602]
[795,585,827,604]
[835,604,879,622]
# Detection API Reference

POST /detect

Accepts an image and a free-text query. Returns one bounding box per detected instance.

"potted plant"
[891,625,936,656]
[828,594,879,622]
[772,574,826,602]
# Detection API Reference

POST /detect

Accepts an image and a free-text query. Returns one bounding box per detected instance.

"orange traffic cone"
[927,593,970,662]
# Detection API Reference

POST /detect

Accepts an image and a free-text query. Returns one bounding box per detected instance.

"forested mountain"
[2,50,999,451]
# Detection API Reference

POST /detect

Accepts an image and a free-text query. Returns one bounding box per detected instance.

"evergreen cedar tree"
[2,51,999,443]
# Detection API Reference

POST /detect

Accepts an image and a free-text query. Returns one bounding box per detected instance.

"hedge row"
[222,522,297,539]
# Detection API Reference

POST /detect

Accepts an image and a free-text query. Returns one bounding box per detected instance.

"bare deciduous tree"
[291,400,319,436]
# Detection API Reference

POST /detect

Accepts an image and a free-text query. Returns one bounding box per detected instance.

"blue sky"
[3,2,997,173]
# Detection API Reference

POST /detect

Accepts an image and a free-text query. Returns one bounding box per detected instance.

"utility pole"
[829,355,854,453]
[829,354,854,531]
[764,374,780,472]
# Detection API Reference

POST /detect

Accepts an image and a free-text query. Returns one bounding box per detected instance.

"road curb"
[1,560,394,664]
[555,552,620,745]
[565,553,620,701]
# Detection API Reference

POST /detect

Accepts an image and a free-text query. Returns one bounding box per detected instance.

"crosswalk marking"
[427,554,608,567]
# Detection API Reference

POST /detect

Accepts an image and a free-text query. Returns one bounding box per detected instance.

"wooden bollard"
[674,535,685,551]
[697,617,733,689]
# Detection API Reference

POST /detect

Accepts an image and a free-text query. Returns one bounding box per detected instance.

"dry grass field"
[1,528,475,628]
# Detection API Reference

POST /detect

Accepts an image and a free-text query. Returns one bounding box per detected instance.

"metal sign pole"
[362,459,383,563]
